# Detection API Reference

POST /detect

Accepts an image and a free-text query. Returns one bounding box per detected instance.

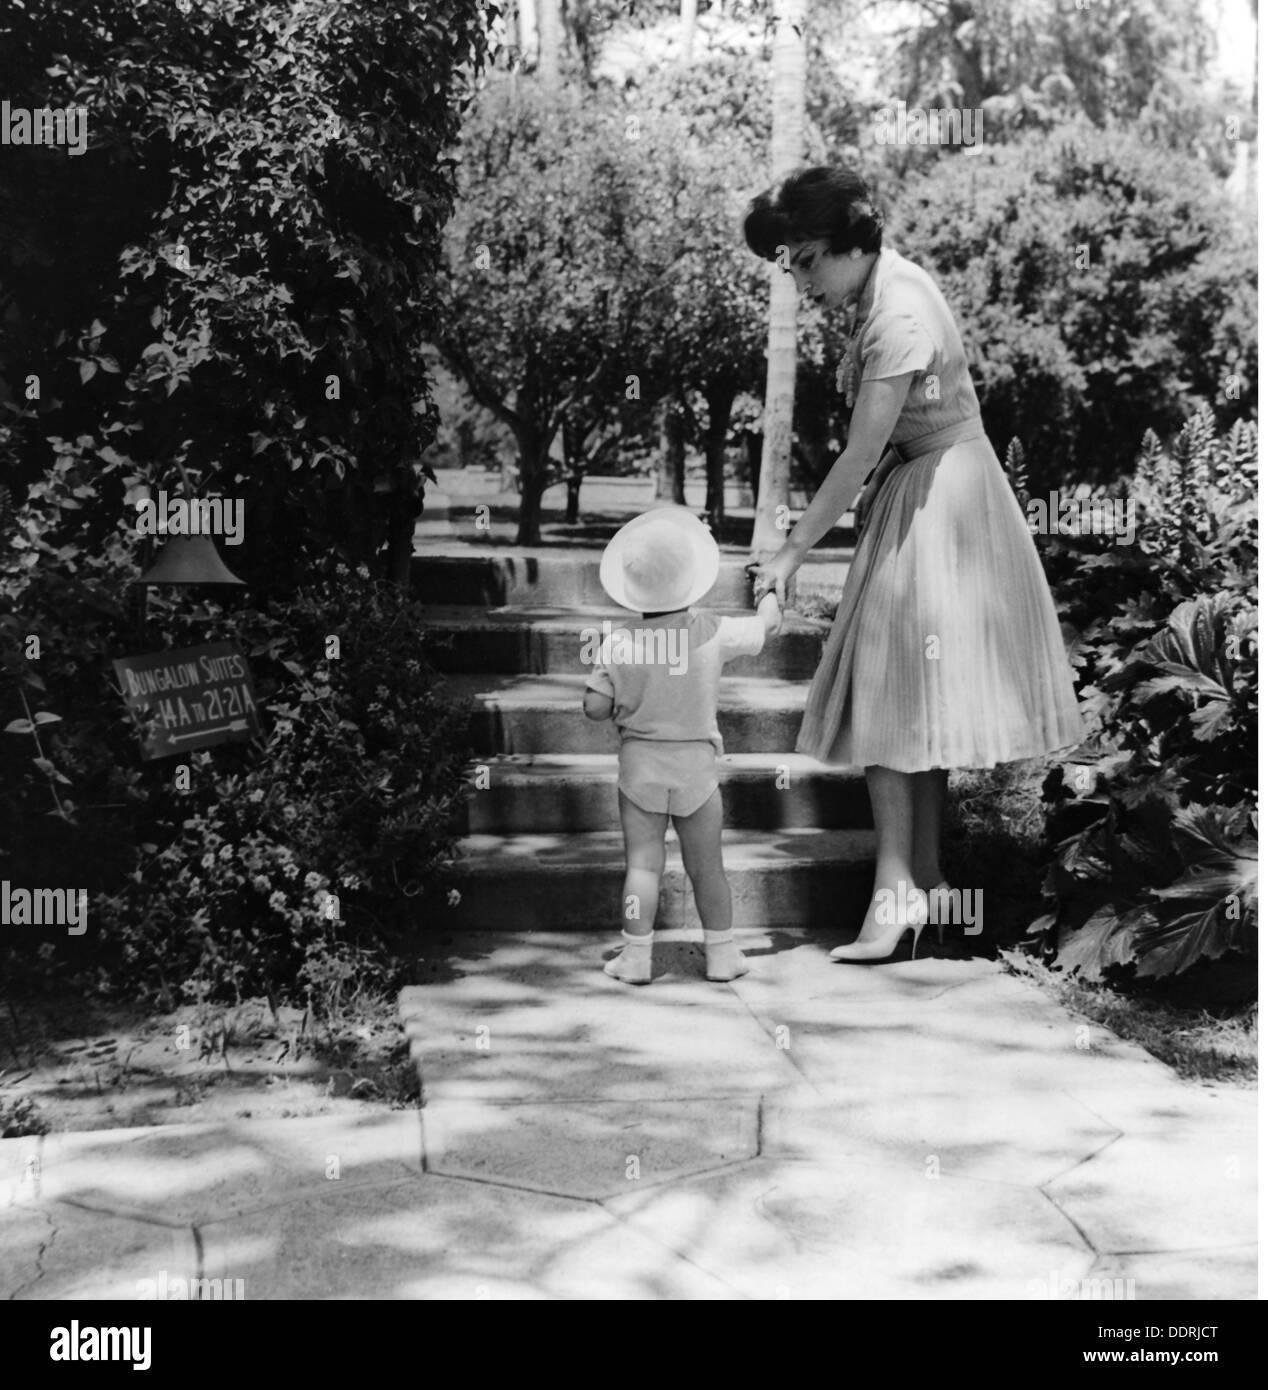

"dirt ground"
[0,993,419,1136]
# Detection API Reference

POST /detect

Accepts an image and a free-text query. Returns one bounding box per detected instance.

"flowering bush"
[1018,408,1257,984]
[1,553,471,1010]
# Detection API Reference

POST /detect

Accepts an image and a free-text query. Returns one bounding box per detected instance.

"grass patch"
[943,762,1256,1086]
[1003,951,1257,1085]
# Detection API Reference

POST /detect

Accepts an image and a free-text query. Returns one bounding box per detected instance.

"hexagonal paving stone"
[199,1172,740,1299]
[2,1202,197,1300]
[7,1114,421,1226]
[762,1087,1119,1186]
[423,1097,759,1198]
[1083,1247,1256,1301]
[1046,1131,1257,1254]
[0,1204,53,1299]
[1061,1084,1257,1135]
[726,928,1000,1006]
[402,942,797,1102]
[604,1155,1091,1299]
[737,990,1186,1099]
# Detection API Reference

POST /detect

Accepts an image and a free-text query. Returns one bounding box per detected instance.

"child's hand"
[757,589,782,635]
[583,689,614,721]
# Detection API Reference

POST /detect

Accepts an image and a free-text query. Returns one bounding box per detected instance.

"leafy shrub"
[1,542,472,1011]
[1022,408,1257,982]
[889,122,1256,494]
[0,0,500,590]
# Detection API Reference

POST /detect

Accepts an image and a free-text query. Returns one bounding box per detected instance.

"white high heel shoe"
[830,887,930,963]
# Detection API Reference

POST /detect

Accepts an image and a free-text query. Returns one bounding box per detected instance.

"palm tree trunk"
[518,0,537,65]
[679,0,698,66]
[750,0,806,560]
[537,0,561,89]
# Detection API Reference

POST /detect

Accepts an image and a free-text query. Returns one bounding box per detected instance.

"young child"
[582,507,782,984]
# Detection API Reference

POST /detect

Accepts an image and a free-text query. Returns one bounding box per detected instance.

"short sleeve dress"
[797,247,1085,772]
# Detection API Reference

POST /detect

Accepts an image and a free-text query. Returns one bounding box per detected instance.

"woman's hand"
[745,552,797,606]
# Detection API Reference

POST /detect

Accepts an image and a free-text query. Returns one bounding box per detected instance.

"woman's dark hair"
[743,166,884,261]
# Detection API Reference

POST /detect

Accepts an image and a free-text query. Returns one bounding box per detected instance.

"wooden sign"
[113,641,262,760]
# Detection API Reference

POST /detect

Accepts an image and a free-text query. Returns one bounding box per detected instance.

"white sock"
[605,929,653,983]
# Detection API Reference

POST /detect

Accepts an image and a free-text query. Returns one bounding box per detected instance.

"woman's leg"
[606,790,668,983]
[911,768,949,889]
[860,764,921,941]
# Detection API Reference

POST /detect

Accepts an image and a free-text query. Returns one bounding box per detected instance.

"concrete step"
[413,545,853,609]
[444,828,876,930]
[443,672,808,755]
[423,605,829,680]
[459,754,872,833]
[415,550,753,608]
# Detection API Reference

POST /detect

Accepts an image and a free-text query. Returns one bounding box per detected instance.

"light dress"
[797,247,1086,771]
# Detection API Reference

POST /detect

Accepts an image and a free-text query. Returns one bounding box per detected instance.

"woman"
[744,166,1085,962]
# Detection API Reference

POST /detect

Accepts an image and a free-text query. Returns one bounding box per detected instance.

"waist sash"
[892,417,987,464]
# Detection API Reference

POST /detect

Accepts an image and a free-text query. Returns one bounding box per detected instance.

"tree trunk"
[750,0,806,559]
[744,429,763,502]
[517,458,549,545]
[563,415,584,523]
[794,384,832,488]
[537,0,561,89]
[566,0,599,84]
[679,0,698,66]
[384,485,420,589]
[518,0,537,63]
[656,396,687,503]
[703,384,735,534]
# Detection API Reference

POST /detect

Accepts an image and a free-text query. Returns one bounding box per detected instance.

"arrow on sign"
[169,720,249,742]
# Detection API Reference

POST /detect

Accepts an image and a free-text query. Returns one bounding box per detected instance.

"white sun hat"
[599,506,721,613]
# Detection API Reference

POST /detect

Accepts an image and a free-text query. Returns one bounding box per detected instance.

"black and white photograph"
[0,0,1259,1338]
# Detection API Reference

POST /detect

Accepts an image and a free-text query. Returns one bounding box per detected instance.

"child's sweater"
[583,608,768,756]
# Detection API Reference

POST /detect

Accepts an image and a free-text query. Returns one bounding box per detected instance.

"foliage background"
[0,0,499,591]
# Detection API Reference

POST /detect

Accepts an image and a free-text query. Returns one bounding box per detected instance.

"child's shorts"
[618,738,718,818]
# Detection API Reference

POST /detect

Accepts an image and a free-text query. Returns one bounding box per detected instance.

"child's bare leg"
[606,791,668,984]
[675,789,748,981]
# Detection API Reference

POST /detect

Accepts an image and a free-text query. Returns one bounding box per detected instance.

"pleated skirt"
[797,419,1086,772]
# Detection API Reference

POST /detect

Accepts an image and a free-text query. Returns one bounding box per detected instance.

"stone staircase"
[415,546,877,933]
